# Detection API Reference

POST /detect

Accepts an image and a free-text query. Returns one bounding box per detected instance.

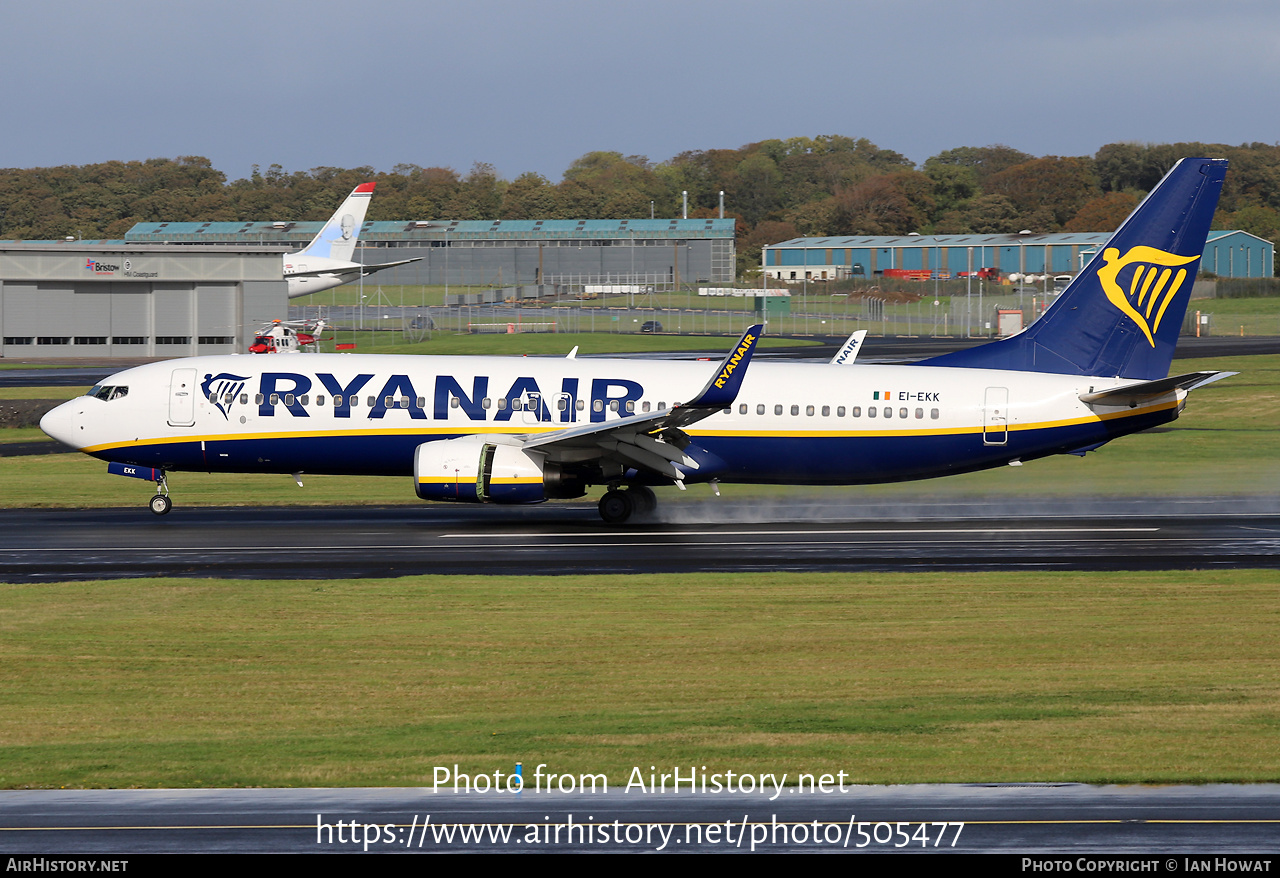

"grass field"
[1,569,1278,789]
[322,330,817,357]
[2,348,1278,790]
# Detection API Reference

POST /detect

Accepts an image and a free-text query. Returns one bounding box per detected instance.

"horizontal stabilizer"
[1079,371,1236,406]
[286,257,423,279]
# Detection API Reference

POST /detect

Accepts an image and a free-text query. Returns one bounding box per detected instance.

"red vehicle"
[956,267,1001,281]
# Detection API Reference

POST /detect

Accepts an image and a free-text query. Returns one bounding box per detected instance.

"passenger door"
[168,368,197,427]
[983,387,1008,446]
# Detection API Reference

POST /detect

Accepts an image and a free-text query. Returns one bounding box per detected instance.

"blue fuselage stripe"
[92,407,1174,485]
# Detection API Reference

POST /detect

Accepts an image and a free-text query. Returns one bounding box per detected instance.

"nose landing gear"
[149,473,172,515]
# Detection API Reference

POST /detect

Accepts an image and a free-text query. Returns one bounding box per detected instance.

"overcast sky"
[2,0,1277,182]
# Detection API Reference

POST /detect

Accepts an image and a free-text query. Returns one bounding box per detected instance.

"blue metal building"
[762,231,1273,280]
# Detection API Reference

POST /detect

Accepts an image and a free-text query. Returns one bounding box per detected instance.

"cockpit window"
[87,385,127,401]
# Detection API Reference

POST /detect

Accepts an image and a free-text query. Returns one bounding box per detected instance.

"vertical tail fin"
[295,182,376,262]
[922,158,1227,380]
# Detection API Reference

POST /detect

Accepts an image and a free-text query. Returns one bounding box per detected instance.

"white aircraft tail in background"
[283,182,421,298]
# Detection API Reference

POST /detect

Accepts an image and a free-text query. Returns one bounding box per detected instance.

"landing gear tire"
[627,485,657,517]
[598,489,634,525]
[149,494,172,516]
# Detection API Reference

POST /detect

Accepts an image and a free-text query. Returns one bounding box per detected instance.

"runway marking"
[439,527,1163,539]
[4,536,1220,555]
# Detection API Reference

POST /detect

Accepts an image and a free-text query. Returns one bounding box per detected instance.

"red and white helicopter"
[248,319,328,354]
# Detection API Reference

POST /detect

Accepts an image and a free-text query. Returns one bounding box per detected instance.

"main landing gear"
[149,472,172,515]
[597,485,656,525]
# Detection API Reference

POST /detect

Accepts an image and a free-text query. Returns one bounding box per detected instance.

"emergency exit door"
[983,387,1008,446]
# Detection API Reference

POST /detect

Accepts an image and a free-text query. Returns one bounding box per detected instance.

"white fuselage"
[41,353,1182,488]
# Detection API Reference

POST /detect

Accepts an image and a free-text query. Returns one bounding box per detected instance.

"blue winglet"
[687,324,764,408]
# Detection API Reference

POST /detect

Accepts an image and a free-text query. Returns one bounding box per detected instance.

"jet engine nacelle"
[414,436,586,504]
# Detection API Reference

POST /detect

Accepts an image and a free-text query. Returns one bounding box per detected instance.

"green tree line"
[2,139,1278,274]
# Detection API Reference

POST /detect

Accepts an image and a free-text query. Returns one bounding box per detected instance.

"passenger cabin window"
[837,406,845,417]
[774,404,783,415]
[757,404,765,415]
[931,408,940,419]
[333,395,343,406]
[867,406,876,418]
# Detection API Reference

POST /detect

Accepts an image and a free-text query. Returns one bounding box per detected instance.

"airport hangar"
[762,230,1274,281]
[0,218,736,359]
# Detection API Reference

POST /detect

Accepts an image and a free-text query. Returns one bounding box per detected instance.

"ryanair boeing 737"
[41,158,1232,524]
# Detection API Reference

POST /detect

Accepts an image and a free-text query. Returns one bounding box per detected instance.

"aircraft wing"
[520,325,763,481]
[1079,371,1236,406]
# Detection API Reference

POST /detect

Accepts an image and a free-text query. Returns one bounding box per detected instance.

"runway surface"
[3,498,1279,581]
[2,783,1277,853]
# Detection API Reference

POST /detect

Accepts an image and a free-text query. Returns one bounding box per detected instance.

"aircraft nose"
[39,400,80,448]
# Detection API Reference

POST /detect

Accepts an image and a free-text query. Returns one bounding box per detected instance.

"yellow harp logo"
[1096,246,1198,346]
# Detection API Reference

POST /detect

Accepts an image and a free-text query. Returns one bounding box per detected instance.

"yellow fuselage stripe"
[80,400,1177,454]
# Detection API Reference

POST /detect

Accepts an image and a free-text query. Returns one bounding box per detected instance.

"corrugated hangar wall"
[337,239,732,287]
[0,246,286,359]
